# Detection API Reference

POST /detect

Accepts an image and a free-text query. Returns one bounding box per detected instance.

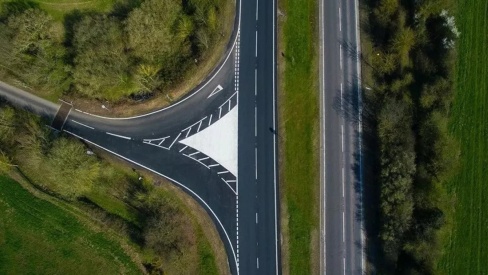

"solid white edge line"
[71,120,94,130]
[64,130,239,269]
[106,132,131,140]
[319,0,327,273]
[72,1,243,121]
[272,0,279,272]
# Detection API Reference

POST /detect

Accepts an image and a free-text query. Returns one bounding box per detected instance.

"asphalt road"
[0,0,280,273]
[320,0,364,274]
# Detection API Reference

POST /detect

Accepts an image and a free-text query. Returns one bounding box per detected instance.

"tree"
[374,0,399,27]
[391,27,416,69]
[125,0,182,64]
[45,138,100,199]
[2,9,70,93]
[72,15,135,99]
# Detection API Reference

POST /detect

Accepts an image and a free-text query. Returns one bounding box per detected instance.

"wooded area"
[0,0,227,101]
[363,0,459,273]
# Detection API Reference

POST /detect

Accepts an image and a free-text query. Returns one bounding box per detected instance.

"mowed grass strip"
[438,1,488,274]
[0,175,141,275]
[279,0,319,272]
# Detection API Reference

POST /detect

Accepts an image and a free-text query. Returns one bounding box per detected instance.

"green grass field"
[279,0,319,272]
[0,0,116,21]
[0,175,141,274]
[438,1,488,274]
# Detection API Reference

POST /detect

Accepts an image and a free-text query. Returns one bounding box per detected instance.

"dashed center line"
[71,120,94,130]
[106,132,131,140]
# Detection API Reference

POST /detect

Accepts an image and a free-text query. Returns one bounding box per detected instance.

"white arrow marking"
[208,85,223,98]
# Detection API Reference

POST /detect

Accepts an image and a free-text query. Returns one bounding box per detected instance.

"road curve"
[0,0,281,273]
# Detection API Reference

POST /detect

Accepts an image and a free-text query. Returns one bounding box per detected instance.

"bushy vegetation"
[363,0,460,273]
[0,0,228,101]
[0,103,221,274]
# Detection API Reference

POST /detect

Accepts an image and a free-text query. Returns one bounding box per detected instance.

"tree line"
[364,0,459,273]
[0,0,226,101]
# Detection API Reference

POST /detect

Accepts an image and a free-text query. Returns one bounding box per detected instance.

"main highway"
[1,0,366,273]
[0,0,279,273]
[320,0,365,274]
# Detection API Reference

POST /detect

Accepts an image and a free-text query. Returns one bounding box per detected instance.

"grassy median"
[438,1,488,273]
[278,0,319,273]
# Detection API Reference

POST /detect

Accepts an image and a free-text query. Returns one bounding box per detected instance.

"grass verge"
[278,0,319,273]
[438,1,488,274]
[0,174,141,274]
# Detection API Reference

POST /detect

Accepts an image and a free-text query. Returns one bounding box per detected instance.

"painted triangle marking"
[208,85,224,98]
[179,106,238,176]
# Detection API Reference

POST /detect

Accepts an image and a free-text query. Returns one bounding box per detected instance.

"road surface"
[320,0,365,274]
[0,0,280,273]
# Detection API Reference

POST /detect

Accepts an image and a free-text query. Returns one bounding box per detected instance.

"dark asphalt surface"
[321,0,364,274]
[239,0,279,273]
[0,0,280,273]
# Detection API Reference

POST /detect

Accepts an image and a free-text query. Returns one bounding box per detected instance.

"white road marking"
[342,167,345,197]
[256,213,258,224]
[189,151,199,157]
[71,120,94,130]
[209,114,213,126]
[158,137,169,146]
[255,147,258,180]
[343,211,345,242]
[339,7,342,32]
[208,85,223,98]
[219,106,222,119]
[63,130,239,271]
[168,132,181,149]
[255,31,258,57]
[257,258,259,269]
[198,157,209,161]
[256,0,259,20]
[179,145,188,152]
[342,124,344,152]
[217,170,230,175]
[255,69,258,96]
[272,0,279,270]
[208,163,220,168]
[106,132,131,140]
[221,178,237,195]
[197,119,203,132]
